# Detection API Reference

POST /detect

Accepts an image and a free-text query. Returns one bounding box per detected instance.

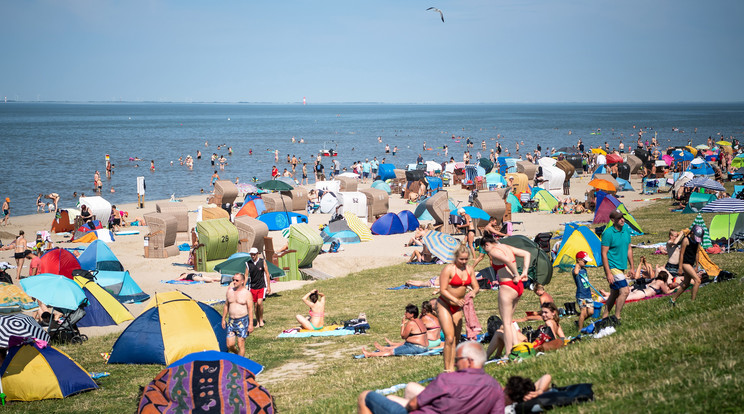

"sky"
[2,0,743,103]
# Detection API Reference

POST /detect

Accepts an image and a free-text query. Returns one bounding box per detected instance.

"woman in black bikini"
[670,225,703,306]
[480,234,530,357]
[437,244,479,371]
[456,208,477,258]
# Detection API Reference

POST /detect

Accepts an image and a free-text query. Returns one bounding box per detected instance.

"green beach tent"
[682,192,716,214]
[499,235,553,286]
[531,188,559,212]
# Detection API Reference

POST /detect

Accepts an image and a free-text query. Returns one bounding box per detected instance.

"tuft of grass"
[3,198,744,413]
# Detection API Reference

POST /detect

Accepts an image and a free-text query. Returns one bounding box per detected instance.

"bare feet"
[374,342,384,351]
[361,347,373,357]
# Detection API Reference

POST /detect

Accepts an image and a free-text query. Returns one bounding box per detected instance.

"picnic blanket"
[387,284,428,290]
[354,348,443,359]
[278,325,356,338]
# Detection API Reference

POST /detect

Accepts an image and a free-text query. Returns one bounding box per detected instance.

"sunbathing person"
[404,226,428,247]
[175,272,222,283]
[504,374,553,407]
[381,300,443,349]
[407,244,437,263]
[625,272,675,301]
[362,303,429,357]
[486,302,564,360]
[295,289,325,330]
[405,275,439,288]
[633,256,655,281]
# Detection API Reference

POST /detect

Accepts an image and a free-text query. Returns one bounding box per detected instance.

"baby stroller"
[48,299,89,344]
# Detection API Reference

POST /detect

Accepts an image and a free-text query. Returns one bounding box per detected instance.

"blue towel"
[162,280,205,285]
[178,243,191,251]
[387,284,428,290]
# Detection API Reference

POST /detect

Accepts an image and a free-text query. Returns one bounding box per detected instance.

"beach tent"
[592,165,608,177]
[78,196,112,227]
[108,291,227,365]
[615,178,635,192]
[38,248,82,279]
[500,235,553,286]
[319,192,341,214]
[72,229,115,243]
[708,213,744,241]
[397,210,420,232]
[682,192,717,214]
[235,194,266,218]
[593,192,622,224]
[322,228,361,245]
[94,270,150,304]
[50,209,75,233]
[553,223,603,268]
[377,164,397,181]
[686,160,715,177]
[0,336,98,401]
[370,213,406,235]
[195,218,239,272]
[617,204,644,235]
[73,276,134,327]
[138,353,273,413]
[287,223,324,268]
[371,180,392,194]
[507,192,523,213]
[531,188,559,211]
[343,211,373,242]
[479,158,494,174]
[77,240,124,271]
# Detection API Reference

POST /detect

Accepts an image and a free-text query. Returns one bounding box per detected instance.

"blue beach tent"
[78,240,124,271]
[377,164,396,181]
[322,228,361,245]
[94,270,150,304]
[397,210,420,232]
[686,161,715,177]
[371,213,406,235]
[591,164,608,178]
[371,180,392,194]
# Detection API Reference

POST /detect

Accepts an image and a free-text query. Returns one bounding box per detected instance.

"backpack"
[508,342,536,361]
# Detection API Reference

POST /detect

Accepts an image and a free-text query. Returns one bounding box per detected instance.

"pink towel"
[462,294,483,340]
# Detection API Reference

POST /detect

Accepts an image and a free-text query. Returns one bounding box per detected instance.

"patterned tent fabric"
[343,212,373,242]
[691,213,712,249]
[138,359,275,413]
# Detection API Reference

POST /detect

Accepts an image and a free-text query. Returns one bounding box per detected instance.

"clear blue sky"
[3,0,743,103]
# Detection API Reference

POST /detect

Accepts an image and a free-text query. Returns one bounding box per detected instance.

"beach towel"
[387,284,428,290]
[462,295,482,340]
[375,377,436,395]
[354,348,443,359]
[406,261,438,265]
[115,230,140,235]
[277,325,356,338]
[178,243,191,251]
[161,280,205,285]
[697,246,721,277]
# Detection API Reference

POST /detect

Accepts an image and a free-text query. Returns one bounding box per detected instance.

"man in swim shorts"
[1,198,9,226]
[600,210,634,321]
[222,272,253,356]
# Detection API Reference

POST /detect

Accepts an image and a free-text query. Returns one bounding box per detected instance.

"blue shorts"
[363,172,370,178]
[576,297,593,309]
[393,342,428,356]
[364,391,407,414]
[610,279,629,290]
[227,315,251,339]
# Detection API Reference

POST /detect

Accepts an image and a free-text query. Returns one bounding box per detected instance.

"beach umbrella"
[168,350,264,375]
[605,154,623,164]
[276,176,296,187]
[696,144,710,150]
[588,178,617,193]
[422,231,460,263]
[685,146,698,155]
[684,177,725,192]
[701,198,744,213]
[20,274,86,310]
[717,141,732,146]
[0,314,50,348]
[450,206,490,221]
[213,255,251,275]
[591,148,607,155]
[662,154,674,166]
[371,180,391,194]
[478,158,494,174]
[256,180,293,192]
[672,150,694,161]
[0,282,38,313]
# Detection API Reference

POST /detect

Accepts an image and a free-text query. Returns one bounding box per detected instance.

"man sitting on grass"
[357,341,504,413]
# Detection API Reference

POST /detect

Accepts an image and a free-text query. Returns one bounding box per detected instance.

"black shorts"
[14,252,25,260]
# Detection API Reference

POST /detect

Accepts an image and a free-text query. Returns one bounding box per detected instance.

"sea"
[1,102,743,217]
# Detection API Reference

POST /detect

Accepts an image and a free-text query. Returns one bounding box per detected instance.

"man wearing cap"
[246,247,271,327]
[669,225,703,306]
[573,251,594,329]
[600,210,634,321]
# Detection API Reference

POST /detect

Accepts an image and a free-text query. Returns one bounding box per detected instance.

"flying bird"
[426,7,444,22]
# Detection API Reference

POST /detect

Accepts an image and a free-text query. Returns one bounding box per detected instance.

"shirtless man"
[222,273,254,356]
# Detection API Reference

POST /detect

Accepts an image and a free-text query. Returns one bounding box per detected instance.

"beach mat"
[115,230,140,235]
[354,348,443,359]
[387,284,428,290]
[278,325,357,338]
[161,280,205,285]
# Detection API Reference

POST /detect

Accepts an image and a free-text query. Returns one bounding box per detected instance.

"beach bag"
[515,383,594,413]
[508,342,536,361]
[0,270,12,284]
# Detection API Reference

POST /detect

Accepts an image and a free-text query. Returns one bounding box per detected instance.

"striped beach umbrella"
[0,314,50,348]
[422,231,461,263]
[690,214,712,249]
[683,177,725,192]
[700,198,744,213]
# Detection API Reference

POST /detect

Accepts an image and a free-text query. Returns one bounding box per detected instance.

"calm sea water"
[1,102,743,216]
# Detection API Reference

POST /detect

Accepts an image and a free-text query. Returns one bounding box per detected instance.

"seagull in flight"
[426,7,444,22]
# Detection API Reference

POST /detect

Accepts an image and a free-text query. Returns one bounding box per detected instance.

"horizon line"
[2,100,744,105]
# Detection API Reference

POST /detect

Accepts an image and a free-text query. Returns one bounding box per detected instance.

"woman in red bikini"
[437,244,479,371]
[480,233,531,356]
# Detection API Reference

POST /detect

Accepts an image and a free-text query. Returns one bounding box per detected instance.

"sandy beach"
[0,173,659,339]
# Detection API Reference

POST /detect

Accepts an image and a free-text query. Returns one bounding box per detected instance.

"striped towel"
[343,212,373,242]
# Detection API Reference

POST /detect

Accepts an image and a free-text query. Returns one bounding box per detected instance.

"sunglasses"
[232,279,242,282]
